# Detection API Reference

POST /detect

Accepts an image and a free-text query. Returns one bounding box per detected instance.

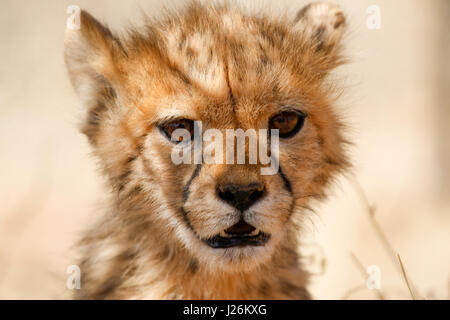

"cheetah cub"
[65,1,349,299]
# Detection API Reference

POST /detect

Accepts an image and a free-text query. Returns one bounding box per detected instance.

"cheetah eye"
[269,111,306,138]
[160,119,195,143]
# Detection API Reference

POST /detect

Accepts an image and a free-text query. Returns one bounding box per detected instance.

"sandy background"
[0,0,449,299]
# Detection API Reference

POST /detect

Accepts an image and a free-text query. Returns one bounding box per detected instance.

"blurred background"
[0,0,449,299]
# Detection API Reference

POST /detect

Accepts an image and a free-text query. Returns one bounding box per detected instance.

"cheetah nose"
[217,182,265,211]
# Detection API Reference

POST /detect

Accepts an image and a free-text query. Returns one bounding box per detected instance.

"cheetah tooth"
[220,230,229,238]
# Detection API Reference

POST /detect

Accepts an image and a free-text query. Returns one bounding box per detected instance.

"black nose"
[217,183,265,211]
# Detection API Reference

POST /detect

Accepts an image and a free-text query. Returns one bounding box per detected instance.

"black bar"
[0,300,445,318]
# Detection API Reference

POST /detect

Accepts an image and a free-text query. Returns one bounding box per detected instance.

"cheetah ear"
[64,10,125,141]
[294,2,346,52]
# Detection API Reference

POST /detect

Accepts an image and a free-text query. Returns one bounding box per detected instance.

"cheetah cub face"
[65,2,348,273]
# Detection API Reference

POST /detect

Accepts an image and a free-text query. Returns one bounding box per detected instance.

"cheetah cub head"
[65,2,349,273]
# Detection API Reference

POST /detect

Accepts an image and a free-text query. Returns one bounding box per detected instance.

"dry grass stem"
[397,254,417,300]
[350,252,386,300]
[350,177,423,300]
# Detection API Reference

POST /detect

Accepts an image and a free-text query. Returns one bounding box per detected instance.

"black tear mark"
[180,165,202,234]
[278,166,292,194]
[182,164,202,203]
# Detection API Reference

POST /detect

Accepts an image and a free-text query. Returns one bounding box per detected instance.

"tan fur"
[65,1,349,300]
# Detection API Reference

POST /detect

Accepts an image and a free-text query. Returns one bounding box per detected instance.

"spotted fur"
[65,1,349,299]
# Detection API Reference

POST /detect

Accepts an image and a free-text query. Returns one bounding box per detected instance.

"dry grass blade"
[397,254,416,300]
[351,179,398,266]
[350,177,422,299]
[350,252,386,300]
[350,252,367,276]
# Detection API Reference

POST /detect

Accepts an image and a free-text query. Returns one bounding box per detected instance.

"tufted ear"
[294,2,346,53]
[64,10,124,141]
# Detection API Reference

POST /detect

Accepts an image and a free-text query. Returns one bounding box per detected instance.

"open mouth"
[204,219,270,248]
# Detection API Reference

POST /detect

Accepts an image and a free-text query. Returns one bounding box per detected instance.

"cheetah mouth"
[203,220,270,249]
